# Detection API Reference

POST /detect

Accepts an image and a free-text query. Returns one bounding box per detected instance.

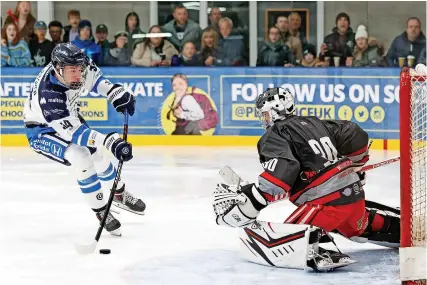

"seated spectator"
[386,17,426,67]
[275,15,289,44]
[29,21,54,67]
[197,27,219,66]
[72,20,102,65]
[125,12,144,54]
[1,21,32,67]
[216,17,245,66]
[95,24,110,54]
[320,12,355,67]
[163,4,202,51]
[208,7,222,36]
[301,44,325,67]
[4,1,36,43]
[48,21,63,46]
[351,25,385,67]
[103,31,130,66]
[64,9,81,42]
[171,41,202,66]
[131,25,178,67]
[256,26,294,67]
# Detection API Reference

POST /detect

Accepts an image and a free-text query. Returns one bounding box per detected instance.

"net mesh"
[410,68,427,247]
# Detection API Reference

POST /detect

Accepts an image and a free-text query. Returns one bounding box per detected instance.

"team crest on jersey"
[40,97,46,104]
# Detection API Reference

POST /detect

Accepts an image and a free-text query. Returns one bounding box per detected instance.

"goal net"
[399,64,427,284]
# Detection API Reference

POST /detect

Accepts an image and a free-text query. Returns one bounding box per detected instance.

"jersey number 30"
[308,137,338,161]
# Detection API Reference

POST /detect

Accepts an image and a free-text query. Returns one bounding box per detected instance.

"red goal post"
[399,64,427,285]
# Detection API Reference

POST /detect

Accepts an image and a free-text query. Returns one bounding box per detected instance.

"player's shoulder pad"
[257,125,293,160]
[38,81,70,123]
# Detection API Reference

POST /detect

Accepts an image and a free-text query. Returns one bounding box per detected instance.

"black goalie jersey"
[257,115,369,207]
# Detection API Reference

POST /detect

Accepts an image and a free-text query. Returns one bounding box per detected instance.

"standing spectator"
[215,17,245,66]
[131,25,178,67]
[301,44,325,67]
[4,1,36,43]
[275,15,289,44]
[95,24,110,58]
[72,20,102,65]
[288,12,307,46]
[125,12,144,55]
[48,21,63,46]
[103,31,131,66]
[320,12,355,67]
[171,41,202,66]
[208,7,222,35]
[256,26,294,67]
[163,4,202,51]
[63,10,81,42]
[29,21,54,67]
[1,21,32,67]
[386,17,426,67]
[197,27,219,66]
[351,25,384,67]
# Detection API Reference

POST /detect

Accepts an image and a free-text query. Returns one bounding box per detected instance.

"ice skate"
[308,247,356,272]
[96,210,122,236]
[113,185,146,215]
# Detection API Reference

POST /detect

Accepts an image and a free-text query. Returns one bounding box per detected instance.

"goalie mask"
[255,87,296,128]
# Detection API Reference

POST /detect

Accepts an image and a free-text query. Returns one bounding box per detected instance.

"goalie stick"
[74,111,129,255]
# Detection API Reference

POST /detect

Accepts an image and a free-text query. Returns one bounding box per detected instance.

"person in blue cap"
[72,19,102,65]
[29,21,54,66]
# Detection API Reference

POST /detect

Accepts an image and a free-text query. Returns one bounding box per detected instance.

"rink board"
[1,67,401,149]
[0,134,400,150]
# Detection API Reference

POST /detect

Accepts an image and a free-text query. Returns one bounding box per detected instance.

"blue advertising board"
[0,67,401,139]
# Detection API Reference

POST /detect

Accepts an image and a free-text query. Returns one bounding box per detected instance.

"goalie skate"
[96,210,121,237]
[113,187,146,215]
[307,248,356,272]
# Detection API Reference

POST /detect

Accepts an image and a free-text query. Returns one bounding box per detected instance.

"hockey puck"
[99,249,111,254]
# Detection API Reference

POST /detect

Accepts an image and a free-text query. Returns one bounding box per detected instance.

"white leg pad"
[239,221,316,270]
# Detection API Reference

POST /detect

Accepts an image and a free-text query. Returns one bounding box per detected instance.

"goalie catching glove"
[213,183,268,227]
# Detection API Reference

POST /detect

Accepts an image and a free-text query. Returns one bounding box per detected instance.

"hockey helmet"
[51,43,89,90]
[255,87,295,128]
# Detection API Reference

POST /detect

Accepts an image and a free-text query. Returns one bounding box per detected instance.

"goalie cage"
[400,64,427,285]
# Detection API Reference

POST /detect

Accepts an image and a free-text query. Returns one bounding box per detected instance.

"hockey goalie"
[212,87,400,272]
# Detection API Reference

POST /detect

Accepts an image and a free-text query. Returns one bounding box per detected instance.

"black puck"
[99,249,111,254]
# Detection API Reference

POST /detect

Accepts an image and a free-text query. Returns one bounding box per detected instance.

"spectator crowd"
[1,1,426,68]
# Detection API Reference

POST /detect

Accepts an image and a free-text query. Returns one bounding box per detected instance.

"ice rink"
[0,146,401,285]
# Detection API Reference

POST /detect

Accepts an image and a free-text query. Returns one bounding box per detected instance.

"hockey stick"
[74,111,129,255]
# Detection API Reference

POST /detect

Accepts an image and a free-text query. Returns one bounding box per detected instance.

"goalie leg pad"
[239,222,356,272]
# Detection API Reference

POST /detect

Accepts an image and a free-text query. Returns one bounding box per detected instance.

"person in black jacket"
[63,9,80,42]
[320,12,355,67]
[29,21,54,66]
[256,26,294,67]
[171,41,203,66]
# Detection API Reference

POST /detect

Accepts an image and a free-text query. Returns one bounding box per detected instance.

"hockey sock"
[93,150,125,190]
[76,165,106,212]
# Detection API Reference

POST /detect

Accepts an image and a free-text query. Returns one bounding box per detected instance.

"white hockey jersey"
[23,60,116,148]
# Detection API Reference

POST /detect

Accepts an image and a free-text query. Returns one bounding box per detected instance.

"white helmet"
[255,87,295,128]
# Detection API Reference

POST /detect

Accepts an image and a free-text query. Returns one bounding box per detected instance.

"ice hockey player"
[23,43,146,236]
[212,87,400,271]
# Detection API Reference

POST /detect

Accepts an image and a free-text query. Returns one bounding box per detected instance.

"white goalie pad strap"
[239,221,316,270]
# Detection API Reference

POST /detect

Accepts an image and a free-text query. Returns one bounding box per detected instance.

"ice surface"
[0,147,401,285]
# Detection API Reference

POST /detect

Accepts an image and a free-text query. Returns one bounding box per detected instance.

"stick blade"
[74,240,97,255]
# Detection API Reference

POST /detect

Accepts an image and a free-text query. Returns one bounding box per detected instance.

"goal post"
[399,64,427,284]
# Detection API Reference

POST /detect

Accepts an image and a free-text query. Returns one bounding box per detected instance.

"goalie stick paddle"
[74,111,129,255]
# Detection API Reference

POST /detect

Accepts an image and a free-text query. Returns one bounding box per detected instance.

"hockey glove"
[213,183,267,228]
[107,84,136,116]
[104,132,133,162]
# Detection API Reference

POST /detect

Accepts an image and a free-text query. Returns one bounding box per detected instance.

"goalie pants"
[284,200,385,238]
